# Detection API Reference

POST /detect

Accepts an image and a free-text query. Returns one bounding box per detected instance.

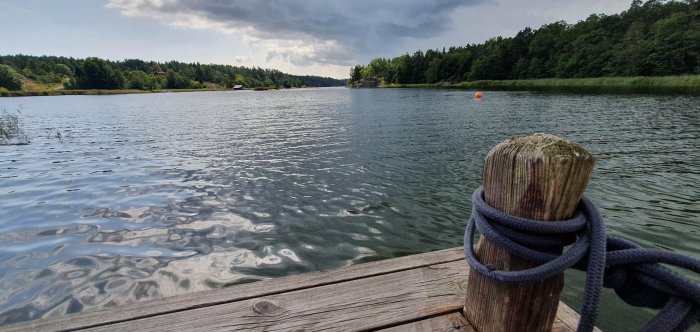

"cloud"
[106,0,485,67]
[234,55,249,63]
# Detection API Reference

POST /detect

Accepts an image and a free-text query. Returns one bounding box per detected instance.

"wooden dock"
[7,247,586,332]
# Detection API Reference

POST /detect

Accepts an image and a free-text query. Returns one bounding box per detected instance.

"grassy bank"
[383,75,700,94]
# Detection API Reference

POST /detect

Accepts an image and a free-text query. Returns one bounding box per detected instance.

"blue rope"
[464,186,700,332]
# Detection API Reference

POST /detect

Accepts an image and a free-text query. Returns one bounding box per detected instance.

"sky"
[1,0,632,79]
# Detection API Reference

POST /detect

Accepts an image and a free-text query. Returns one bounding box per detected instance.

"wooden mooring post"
[463,133,596,331]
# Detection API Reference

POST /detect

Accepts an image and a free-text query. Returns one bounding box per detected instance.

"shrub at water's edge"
[0,109,30,145]
[0,65,23,91]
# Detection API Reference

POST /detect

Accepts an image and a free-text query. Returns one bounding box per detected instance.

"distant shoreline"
[5,76,699,96]
[0,87,342,97]
[0,88,227,97]
[381,75,700,95]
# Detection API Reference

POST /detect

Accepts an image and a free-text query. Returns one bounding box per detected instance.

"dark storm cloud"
[108,0,485,66]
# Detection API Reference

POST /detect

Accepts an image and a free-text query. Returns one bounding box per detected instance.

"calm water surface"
[0,88,698,330]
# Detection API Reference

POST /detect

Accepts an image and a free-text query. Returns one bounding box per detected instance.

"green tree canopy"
[126,70,154,90]
[76,57,125,89]
[54,64,72,77]
[348,0,700,86]
[0,64,23,91]
[165,69,192,89]
[0,55,344,91]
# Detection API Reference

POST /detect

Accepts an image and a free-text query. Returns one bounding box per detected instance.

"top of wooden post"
[465,133,596,332]
[483,133,595,221]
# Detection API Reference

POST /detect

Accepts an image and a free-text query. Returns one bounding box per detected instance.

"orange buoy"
[474,91,483,100]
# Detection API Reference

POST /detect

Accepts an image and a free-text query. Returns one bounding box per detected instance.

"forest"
[348,0,699,87]
[0,55,345,92]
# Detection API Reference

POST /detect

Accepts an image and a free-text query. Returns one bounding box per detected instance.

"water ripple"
[0,89,698,330]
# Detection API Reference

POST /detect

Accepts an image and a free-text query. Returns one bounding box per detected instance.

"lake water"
[0,88,698,330]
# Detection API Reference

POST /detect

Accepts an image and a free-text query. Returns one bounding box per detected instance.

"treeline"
[0,55,345,91]
[349,0,700,87]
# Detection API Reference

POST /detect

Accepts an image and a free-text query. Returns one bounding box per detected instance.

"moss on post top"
[493,133,595,161]
[483,133,596,221]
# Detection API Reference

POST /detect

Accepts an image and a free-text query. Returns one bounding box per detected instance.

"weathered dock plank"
[78,260,468,331]
[377,312,475,332]
[377,314,580,332]
[6,248,465,331]
[5,247,589,332]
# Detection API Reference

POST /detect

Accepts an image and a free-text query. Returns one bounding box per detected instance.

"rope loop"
[464,186,700,332]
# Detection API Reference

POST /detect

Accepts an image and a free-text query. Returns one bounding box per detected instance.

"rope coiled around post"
[463,186,700,332]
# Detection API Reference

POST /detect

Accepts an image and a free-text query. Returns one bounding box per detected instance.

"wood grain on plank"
[378,308,584,332]
[378,313,577,332]
[552,320,576,332]
[555,302,602,332]
[377,312,476,332]
[5,248,465,332]
[81,260,470,332]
